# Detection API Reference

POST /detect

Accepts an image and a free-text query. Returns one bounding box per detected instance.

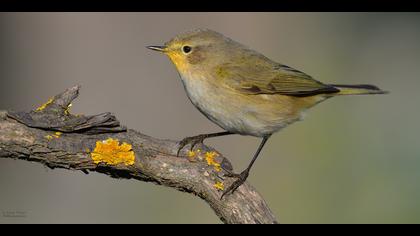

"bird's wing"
[216,61,339,97]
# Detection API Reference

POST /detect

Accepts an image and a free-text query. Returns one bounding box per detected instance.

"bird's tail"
[329,84,389,96]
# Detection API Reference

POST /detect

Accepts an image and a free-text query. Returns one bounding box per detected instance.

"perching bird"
[147,29,387,198]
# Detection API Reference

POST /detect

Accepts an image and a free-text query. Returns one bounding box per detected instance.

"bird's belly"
[182,77,302,137]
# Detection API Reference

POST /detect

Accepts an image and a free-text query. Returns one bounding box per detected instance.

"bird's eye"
[182,45,192,54]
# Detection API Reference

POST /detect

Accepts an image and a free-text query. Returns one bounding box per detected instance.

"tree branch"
[0,86,278,224]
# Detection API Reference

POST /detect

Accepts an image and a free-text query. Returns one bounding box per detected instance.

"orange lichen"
[213,181,224,191]
[91,138,135,166]
[45,135,54,140]
[35,98,54,112]
[205,151,221,172]
[205,151,218,165]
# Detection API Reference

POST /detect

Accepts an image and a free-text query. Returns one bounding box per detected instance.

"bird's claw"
[220,170,249,199]
[176,134,207,156]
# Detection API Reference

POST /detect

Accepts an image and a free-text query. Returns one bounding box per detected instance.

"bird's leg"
[177,131,233,156]
[221,135,271,199]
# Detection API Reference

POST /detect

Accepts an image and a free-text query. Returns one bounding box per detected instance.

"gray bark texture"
[0,86,278,224]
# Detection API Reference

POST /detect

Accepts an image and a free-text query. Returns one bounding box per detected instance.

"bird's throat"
[167,53,190,75]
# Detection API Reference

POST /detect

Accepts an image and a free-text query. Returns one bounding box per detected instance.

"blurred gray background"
[0,12,419,223]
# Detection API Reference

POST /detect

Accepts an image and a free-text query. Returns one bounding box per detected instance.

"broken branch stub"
[7,85,126,134]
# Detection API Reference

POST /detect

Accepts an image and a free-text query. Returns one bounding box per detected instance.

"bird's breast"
[179,73,307,137]
[180,73,224,121]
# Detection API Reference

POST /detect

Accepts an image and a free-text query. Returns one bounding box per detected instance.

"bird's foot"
[220,169,249,199]
[177,134,208,156]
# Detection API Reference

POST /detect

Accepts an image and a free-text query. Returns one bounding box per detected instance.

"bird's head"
[147,29,239,77]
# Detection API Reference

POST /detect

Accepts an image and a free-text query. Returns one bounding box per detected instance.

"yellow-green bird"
[147,29,387,198]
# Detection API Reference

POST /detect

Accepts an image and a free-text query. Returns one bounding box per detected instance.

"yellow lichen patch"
[53,132,62,138]
[35,98,54,112]
[205,151,221,172]
[213,163,221,172]
[45,132,62,141]
[213,181,224,191]
[64,103,72,115]
[187,150,197,162]
[187,150,196,158]
[91,138,135,166]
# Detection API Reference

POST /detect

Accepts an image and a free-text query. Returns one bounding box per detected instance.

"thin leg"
[177,131,233,156]
[221,135,271,199]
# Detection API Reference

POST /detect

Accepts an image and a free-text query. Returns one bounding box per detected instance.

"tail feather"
[329,84,389,95]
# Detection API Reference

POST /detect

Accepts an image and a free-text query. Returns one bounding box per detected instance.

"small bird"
[147,29,387,198]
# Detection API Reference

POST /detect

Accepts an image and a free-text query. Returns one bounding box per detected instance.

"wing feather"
[216,61,338,97]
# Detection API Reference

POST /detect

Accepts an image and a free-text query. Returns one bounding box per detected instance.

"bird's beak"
[146,45,167,53]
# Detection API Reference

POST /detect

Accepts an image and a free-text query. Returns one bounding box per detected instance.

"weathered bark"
[0,86,278,224]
